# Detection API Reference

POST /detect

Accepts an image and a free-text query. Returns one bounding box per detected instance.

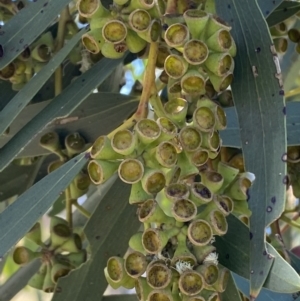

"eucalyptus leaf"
[51,178,140,301]
[215,0,286,297]
[0,0,72,69]
[0,153,88,257]
[286,250,300,275]
[267,2,300,27]
[0,28,88,136]
[257,0,283,18]
[221,272,243,301]
[0,57,124,171]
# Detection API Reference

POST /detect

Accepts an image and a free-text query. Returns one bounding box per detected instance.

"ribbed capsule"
[165,23,190,48]
[88,160,119,185]
[183,40,209,65]
[146,261,172,289]
[188,219,213,246]
[183,9,209,39]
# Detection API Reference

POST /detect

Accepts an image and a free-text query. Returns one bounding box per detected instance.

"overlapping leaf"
[267,2,300,27]
[215,0,287,297]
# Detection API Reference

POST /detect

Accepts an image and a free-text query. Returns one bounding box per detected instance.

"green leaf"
[221,273,243,301]
[215,0,287,297]
[220,102,300,148]
[214,215,300,293]
[233,273,297,301]
[0,153,88,257]
[51,178,140,301]
[0,0,72,69]
[0,80,17,111]
[257,0,283,18]
[267,2,300,27]
[0,57,124,171]
[287,250,300,274]
[0,28,87,136]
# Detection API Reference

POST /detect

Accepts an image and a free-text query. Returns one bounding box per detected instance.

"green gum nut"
[60,250,87,268]
[182,294,205,301]
[89,14,112,30]
[141,169,166,194]
[51,261,72,283]
[190,182,212,206]
[197,209,228,236]
[192,245,216,263]
[47,160,64,174]
[156,45,172,69]
[179,126,202,153]
[70,173,90,199]
[126,29,148,53]
[0,62,15,79]
[211,265,229,293]
[124,251,148,278]
[199,289,218,301]
[183,40,209,65]
[177,151,199,180]
[288,28,300,43]
[77,0,108,18]
[205,14,231,39]
[39,131,64,159]
[164,165,181,185]
[106,256,135,289]
[165,23,190,48]
[18,47,31,61]
[13,246,41,266]
[125,0,155,11]
[270,22,287,37]
[204,53,234,77]
[179,270,204,296]
[135,118,161,145]
[232,200,251,220]
[226,176,251,201]
[183,9,209,39]
[28,263,47,290]
[171,198,197,222]
[102,20,127,44]
[118,158,144,184]
[49,216,72,249]
[25,222,43,246]
[193,106,215,132]
[90,135,124,160]
[128,9,151,33]
[201,131,221,154]
[114,0,129,5]
[154,117,178,145]
[148,0,165,18]
[149,289,180,301]
[208,71,233,92]
[135,277,153,301]
[156,182,189,217]
[88,159,119,185]
[146,262,172,289]
[31,44,52,62]
[181,69,206,96]
[188,219,213,246]
[196,263,219,287]
[206,29,233,53]
[138,19,162,42]
[129,232,146,254]
[43,264,56,293]
[81,30,104,54]
[191,149,209,168]
[65,132,86,157]
[171,231,197,266]
[167,78,182,99]
[111,129,136,155]
[229,38,237,57]
[274,37,288,54]
[104,267,121,289]
[9,73,25,85]
[164,97,188,127]
[142,227,179,253]
[129,181,152,204]
[200,171,223,193]
[138,199,175,225]
[217,161,239,190]
[59,233,82,253]
[101,41,127,59]
[164,54,188,79]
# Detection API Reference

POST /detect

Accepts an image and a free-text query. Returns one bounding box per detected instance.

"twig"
[281,212,300,234]
[281,214,300,231]
[285,87,300,99]
[65,187,73,228]
[72,201,91,219]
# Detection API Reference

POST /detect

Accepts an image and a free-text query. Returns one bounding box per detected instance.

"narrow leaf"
[0,57,124,171]
[287,250,300,274]
[267,2,300,27]
[214,215,300,293]
[0,0,72,69]
[215,0,287,297]
[51,178,140,301]
[0,153,88,257]
[0,28,87,136]
[257,0,283,18]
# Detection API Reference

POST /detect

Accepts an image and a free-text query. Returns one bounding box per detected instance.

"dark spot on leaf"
[16,49,19,52]
[246,189,250,202]
[283,175,289,185]
[271,196,276,204]
[85,152,91,159]
[272,93,275,97]
[95,235,100,240]
[0,31,5,35]
[0,45,3,58]
[283,7,287,12]
[259,271,263,275]
[266,206,272,213]
[255,47,261,53]
[266,10,270,15]
[279,89,285,96]
[230,19,233,23]
[19,38,24,44]
[225,254,229,259]
[162,24,168,30]
[227,4,231,9]
[44,2,48,6]
[283,106,286,115]
[263,250,267,255]
[281,153,287,162]
[250,232,253,240]
[82,79,85,82]
[41,10,43,13]
[74,159,78,163]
